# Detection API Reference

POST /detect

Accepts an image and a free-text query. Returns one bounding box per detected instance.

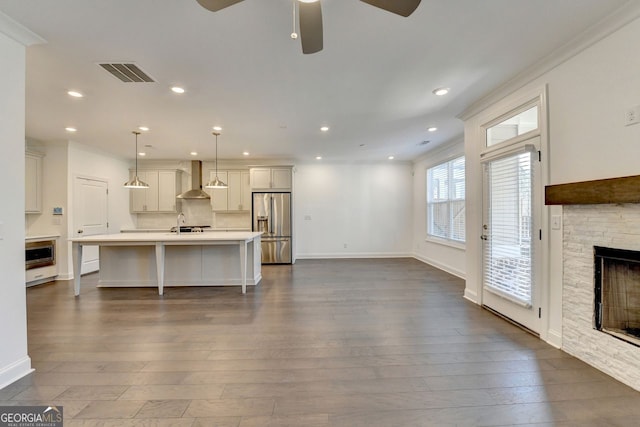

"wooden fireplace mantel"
[545,175,640,205]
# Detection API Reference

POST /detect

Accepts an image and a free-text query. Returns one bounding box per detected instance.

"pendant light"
[124,131,149,188]
[205,132,228,188]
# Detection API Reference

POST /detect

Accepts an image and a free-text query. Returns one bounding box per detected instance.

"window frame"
[426,155,466,248]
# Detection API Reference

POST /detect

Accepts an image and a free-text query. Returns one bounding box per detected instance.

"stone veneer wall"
[563,204,640,390]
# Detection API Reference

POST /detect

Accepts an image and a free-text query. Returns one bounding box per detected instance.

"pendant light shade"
[124,131,149,189]
[205,132,228,189]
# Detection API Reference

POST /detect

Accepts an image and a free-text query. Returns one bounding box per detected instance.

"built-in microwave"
[25,239,56,270]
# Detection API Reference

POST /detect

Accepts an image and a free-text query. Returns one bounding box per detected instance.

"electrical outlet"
[625,105,640,126]
[343,243,348,249]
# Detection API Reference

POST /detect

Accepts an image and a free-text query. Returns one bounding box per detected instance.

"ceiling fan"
[196,0,421,54]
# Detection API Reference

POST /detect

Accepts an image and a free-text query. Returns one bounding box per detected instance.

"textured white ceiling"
[0,0,631,162]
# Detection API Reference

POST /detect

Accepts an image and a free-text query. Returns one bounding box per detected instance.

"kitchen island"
[70,232,262,296]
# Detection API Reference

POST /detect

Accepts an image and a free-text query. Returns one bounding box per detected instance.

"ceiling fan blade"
[196,0,244,12]
[360,0,421,17]
[299,1,323,54]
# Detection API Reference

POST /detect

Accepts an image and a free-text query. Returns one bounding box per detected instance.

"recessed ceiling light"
[138,152,146,157]
[138,126,149,132]
[213,126,222,131]
[432,87,450,96]
[190,151,198,156]
[388,156,395,160]
[242,151,250,156]
[428,127,437,132]
[320,126,329,132]
[67,90,83,98]
[65,127,77,132]
[315,156,322,160]
[171,86,185,94]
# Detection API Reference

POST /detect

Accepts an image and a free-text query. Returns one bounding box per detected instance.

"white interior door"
[74,176,108,274]
[481,137,541,333]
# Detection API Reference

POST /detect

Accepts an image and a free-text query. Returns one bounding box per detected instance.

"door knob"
[77,229,83,234]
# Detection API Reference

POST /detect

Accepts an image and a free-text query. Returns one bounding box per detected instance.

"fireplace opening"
[594,246,640,347]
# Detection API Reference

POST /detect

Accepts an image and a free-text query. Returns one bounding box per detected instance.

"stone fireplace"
[563,204,640,390]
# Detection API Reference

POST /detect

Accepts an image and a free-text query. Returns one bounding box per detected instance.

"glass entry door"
[481,137,541,333]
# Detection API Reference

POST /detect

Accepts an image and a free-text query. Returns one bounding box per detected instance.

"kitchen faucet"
[177,212,186,234]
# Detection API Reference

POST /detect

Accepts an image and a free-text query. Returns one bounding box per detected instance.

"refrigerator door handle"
[270,196,274,236]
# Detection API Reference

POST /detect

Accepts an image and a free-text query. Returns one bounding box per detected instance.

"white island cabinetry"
[70,232,262,295]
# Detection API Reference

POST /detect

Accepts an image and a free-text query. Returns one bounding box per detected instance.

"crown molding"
[412,137,464,165]
[458,1,640,121]
[0,11,45,46]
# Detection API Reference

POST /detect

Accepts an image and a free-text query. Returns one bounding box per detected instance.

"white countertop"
[70,231,262,244]
[26,234,60,241]
[120,228,251,233]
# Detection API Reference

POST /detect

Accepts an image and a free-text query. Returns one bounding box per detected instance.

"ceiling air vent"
[99,63,155,83]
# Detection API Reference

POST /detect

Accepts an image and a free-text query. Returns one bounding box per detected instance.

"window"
[427,156,465,243]
[486,105,538,147]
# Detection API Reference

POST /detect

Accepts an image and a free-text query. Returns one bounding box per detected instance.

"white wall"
[0,31,32,388]
[545,19,640,184]
[412,140,466,278]
[462,15,640,349]
[294,163,413,258]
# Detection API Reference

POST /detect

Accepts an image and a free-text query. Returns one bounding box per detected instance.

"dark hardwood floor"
[3,258,640,426]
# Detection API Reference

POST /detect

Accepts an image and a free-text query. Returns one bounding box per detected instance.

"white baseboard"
[0,356,33,390]
[296,252,413,259]
[82,260,99,275]
[463,288,479,304]
[544,328,562,349]
[412,253,465,279]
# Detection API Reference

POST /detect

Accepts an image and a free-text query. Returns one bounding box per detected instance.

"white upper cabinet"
[25,151,43,214]
[158,170,180,212]
[130,169,180,213]
[227,170,251,211]
[250,167,292,191]
[208,171,229,211]
[208,170,251,211]
[250,168,271,189]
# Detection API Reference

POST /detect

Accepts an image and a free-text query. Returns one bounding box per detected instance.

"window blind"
[427,156,465,242]
[483,151,533,307]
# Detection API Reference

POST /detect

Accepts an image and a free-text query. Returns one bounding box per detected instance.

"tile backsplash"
[135,199,250,230]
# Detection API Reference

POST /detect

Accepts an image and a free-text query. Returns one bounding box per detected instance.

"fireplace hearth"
[594,245,640,347]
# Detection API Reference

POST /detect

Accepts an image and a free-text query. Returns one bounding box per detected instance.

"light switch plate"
[551,215,561,230]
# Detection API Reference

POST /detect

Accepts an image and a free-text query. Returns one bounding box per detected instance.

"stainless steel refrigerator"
[252,192,292,264]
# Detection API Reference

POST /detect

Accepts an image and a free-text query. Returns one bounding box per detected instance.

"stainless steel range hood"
[177,161,210,199]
